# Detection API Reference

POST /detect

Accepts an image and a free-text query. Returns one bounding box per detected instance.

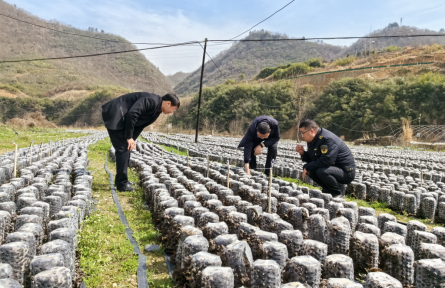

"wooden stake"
[206,154,209,178]
[13,142,17,178]
[187,150,189,167]
[420,171,424,187]
[50,140,53,156]
[268,160,274,213]
[39,140,44,160]
[29,140,34,165]
[226,160,230,188]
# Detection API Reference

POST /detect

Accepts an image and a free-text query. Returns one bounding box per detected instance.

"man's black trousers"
[249,142,278,176]
[308,166,355,197]
[107,127,143,187]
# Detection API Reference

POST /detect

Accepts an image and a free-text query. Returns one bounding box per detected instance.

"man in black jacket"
[102,92,180,191]
[238,116,280,176]
[296,119,355,197]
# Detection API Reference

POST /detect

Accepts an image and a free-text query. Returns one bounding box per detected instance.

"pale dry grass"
[49,90,94,101]
[7,112,57,129]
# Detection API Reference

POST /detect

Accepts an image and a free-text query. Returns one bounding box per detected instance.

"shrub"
[334,56,356,67]
[271,63,313,79]
[0,84,19,93]
[305,58,324,68]
[383,46,402,52]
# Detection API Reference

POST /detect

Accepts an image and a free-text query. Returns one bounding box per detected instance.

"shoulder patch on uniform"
[321,145,328,154]
[319,135,323,139]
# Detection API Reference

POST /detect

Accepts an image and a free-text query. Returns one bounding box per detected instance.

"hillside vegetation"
[170,64,445,140]
[174,30,342,96]
[166,71,192,88]
[0,0,172,98]
[338,23,445,58]
[311,72,445,139]
[175,24,445,96]
[170,81,299,134]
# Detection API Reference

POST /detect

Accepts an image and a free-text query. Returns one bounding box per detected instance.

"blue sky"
[4,0,445,74]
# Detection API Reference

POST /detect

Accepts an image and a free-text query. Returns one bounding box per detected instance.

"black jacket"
[302,128,355,172]
[101,92,162,139]
[238,116,280,163]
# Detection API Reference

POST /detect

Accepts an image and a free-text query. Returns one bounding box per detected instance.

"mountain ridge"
[0,0,172,97]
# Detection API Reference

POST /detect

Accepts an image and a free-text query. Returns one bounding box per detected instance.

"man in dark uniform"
[102,92,180,191]
[295,119,355,197]
[238,116,280,176]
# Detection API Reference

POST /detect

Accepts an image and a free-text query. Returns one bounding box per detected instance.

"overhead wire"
[211,33,445,42]
[0,41,201,63]
[0,12,210,46]
[229,0,295,40]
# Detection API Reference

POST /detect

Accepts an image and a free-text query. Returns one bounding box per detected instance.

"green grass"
[79,139,173,287]
[0,125,86,154]
[279,177,318,189]
[138,136,188,157]
[345,196,443,230]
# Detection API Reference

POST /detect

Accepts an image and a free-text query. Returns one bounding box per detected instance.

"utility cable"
[0,41,200,63]
[211,33,445,42]
[0,12,201,46]
[229,0,295,40]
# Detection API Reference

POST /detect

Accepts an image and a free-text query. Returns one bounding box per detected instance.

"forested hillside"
[174,30,342,96]
[338,23,445,57]
[170,66,445,140]
[166,72,192,88]
[0,0,172,98]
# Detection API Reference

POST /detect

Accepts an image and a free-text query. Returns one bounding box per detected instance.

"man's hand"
[302,168,310,181]
[127,138,136,151]
[254,145,262,156]
[244,163,251,175]
[296,145,305,155]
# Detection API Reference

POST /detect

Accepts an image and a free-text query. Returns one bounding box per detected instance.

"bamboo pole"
[39,140,44,160]
[29,140,34,165]
[206,154,210,178]
[420,171,424,187]
[226,160,230,188]
[13,142,17,178]
[268,160,274,213]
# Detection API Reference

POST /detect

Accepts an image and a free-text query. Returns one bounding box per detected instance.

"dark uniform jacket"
[101,92,162,140]
[302,128,355,172]
[238,116,280,163]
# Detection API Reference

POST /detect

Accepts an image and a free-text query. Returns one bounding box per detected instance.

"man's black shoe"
[116,183,133,192]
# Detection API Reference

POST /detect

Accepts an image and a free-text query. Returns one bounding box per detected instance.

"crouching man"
[238,116,280,176]
[295,119,355,197]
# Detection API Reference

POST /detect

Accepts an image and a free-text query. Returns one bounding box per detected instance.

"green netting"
[390,62,434,67]
[283,61,436,81]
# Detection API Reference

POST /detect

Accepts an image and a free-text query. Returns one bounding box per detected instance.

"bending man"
[296,119,355,197]
[238,116,280,176]
[102,92,180,191]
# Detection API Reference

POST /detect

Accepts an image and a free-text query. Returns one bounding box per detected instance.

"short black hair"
[299,119,319,131]
[257,122,271,134]
[162,93,180,108]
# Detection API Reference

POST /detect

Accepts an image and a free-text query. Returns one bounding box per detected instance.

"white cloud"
[7,0,243,74]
